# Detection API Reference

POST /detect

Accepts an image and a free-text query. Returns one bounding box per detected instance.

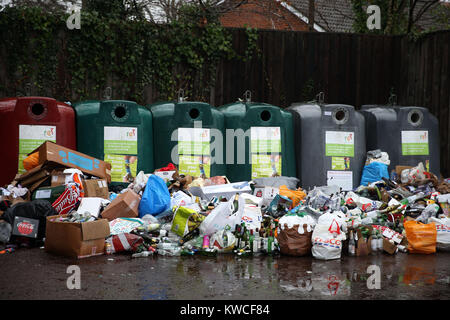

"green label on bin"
[331,157,350,170]
[179,155,211,178]
[17,154,27,174]
[325,131,354,157]
[104,154,138,182]
[401,131,429,155]
[178,128,211,177]
[251,154,282,179]
[250,127,282,178]
[104,127,138,155]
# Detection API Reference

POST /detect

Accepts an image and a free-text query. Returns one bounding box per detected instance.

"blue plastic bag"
[360,162,389,186]
[138,175,171,217]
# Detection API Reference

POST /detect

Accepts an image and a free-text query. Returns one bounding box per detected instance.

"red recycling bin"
[0,97,76,187]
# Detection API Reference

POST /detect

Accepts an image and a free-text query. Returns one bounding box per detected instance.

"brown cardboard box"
[29,141,111,182]
[101,189,140,221]
[383,238,398,254]
[83,179,109,199]
[45,215,110,259]
[50,169,72,187]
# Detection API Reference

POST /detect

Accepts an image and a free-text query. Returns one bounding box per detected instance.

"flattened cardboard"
[83,179,109,199]
[101,189,140,221]
[29,141,111,182]
[45,215,110,258]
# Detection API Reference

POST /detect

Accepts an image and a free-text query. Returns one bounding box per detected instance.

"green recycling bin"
[148,98,226,178]
[73,100,154,185]
[218,93,296,182]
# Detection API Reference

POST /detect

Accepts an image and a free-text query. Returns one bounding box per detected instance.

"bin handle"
[104,87,112,100]
[178,89,186,102]
[244,90,252,103]
[316,92,325,104]
[388,93,397,106]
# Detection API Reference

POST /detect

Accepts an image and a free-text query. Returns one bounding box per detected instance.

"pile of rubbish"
[0,143,449,260]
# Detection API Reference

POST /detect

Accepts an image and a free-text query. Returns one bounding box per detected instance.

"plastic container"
[0,97,76,186]
[148,94,226,178]
[218,92,296,182]
[288,103,366,191]
[359,105,440,176]
[73,100,154,185]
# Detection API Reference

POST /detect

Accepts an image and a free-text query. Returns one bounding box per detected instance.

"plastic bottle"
[132,251,153,258]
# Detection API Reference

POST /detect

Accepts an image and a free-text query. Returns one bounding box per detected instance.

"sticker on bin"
[327,171,353,191]
[35,189,52,199]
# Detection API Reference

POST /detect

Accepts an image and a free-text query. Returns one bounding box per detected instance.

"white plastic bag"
[199,196,245,236]
[240,205,263,231]
[429,217,450,251]
[311,211,347,260]
[210,229,236,253]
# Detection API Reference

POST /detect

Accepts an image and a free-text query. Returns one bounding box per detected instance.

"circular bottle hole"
[410,112,420,124]
[261,110,271,121]
[189,108,200,119]
[114,106,127,119]
[31,103,45,116]
[334,110,346,122]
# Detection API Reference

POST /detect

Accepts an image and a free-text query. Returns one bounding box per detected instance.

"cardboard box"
[101,189,140,221]
[29,141,111,182]
[45,215,110,258]
[50,169,72,187]
[83,179,109,199]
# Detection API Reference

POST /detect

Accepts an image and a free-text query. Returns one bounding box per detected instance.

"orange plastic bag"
[404,220,437,254]
[279,185,306,208]
[23,152,40,171]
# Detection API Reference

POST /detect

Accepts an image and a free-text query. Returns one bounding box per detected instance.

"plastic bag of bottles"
[210,229,236,253]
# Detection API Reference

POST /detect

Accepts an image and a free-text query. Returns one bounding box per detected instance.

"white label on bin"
[250,127,282,179]
[401,130,429,155]
[35,189,52,199]
[327,171,353,191]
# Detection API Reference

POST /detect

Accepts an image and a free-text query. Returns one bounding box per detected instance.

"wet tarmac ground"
[1,247,449,300]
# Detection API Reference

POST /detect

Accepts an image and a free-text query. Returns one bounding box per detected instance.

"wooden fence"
[213,29,449,177]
